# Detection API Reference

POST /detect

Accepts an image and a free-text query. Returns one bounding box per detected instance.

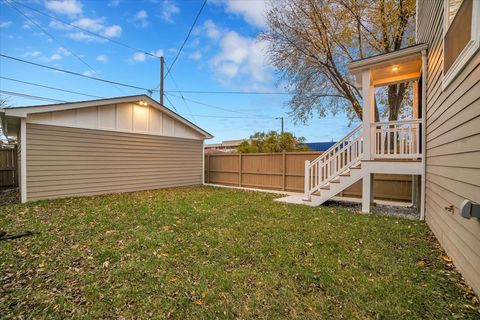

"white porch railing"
[304,125,363,199]
[370,119,422,159]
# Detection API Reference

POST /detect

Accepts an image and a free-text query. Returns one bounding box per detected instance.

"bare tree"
[0,96,12,144]
[261,0,416,123]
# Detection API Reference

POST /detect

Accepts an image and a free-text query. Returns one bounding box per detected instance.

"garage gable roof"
[3,94,213,139]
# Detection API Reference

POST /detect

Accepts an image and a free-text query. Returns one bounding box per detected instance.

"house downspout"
[420,49,427,220]
[20,118,27,203]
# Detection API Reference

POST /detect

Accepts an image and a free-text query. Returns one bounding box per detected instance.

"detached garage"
[1,95,213,202]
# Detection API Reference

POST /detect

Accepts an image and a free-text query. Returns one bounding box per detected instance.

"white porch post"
[361,70,374,213]
[303,160,311,200]
[362,173,373,213]
[412,80,419,119]
[361,70,375,160]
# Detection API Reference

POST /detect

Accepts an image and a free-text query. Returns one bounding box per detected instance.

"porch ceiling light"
[391,65,399,72]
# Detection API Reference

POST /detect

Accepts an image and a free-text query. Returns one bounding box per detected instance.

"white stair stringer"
[304,163,366,207]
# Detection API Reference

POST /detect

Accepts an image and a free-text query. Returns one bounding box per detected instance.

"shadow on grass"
[0,230,37,241]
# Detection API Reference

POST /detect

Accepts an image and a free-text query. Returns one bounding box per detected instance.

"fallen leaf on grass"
[194,299,203,305]
[441,255,452,263]
[472,296,479,306]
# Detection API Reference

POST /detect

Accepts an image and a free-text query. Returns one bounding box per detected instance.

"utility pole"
[276,116,284,134]
[160,56,164,105]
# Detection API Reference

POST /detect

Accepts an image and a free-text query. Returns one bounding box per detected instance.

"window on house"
[443,0,479,87]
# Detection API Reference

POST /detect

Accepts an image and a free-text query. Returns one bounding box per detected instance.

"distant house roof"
[304,142,336,152]
[205,139,249,149]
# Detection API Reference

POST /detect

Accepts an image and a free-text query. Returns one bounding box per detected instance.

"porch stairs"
[303,162,366,206]
[276,124,366,207]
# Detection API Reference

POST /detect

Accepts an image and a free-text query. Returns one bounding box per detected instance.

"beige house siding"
[26,123,203,201]
[417,1,480,293]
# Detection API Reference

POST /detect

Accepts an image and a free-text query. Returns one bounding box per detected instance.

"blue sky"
[0,0,353,143]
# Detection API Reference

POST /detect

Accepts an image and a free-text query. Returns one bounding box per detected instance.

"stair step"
[312,190,321,196]
[330,177,341,183]
[340,172,351,177]
[320,185,330,190]
[350,165,362,169]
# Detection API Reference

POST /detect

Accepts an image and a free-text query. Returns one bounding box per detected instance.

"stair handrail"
[304,124,363,199]
[308,124,362,168]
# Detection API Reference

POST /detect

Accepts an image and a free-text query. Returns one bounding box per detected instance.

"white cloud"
[96,55,107,63]
[203,20,221,40]
[211,31,270,83]
[215,0,267,28]
[57,18,122,41]
[131,49,163,62]
[56,47,71,56]
[50,53,62,61]
[82,70,95,76]
[0,21,12,28]
[44,0,83,16]
[108,0,120,7]
[24,51,41,58]
[160,0,180,23]
[190,38,201,47]
[189,51,202,61]
[102,25,122,37]
[132,52,147,62]
[131,9,149,28]
[135,10,148,20]
[150,49,164,57]
[193,20,221,40]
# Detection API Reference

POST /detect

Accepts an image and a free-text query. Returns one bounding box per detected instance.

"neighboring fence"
[204,151,412,202]
[0,147,18,188]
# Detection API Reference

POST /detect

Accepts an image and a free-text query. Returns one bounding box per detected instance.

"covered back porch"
[348,43,428,217]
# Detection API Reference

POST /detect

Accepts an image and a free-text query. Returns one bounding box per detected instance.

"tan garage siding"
[417,1,480,293]
[26,123,203,201]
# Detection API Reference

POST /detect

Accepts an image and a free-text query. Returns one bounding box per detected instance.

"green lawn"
[1,186,478,319]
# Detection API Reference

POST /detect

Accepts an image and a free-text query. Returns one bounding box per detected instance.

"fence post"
[13,147,18,187]
[238,153,242,187]
[207,154,210,183]
[282,150,286,191]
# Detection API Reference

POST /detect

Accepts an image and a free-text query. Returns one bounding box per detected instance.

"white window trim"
[442,0,480,90]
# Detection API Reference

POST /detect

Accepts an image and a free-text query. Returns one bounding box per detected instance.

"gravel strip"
[324,198,420,220]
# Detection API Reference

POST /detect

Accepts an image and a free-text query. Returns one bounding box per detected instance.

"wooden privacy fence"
[205,151,412,202]
[0,147,18,188]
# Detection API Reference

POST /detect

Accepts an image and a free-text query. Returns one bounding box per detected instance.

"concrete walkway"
[204,183,412,208]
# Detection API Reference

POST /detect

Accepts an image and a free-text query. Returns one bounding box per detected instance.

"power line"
[166,71,197,124]
[0,76,105,99]
[163,94,178,111]
[0,90,69,103]
[164,0,207,79]
[165,90,292,95]
[165,92,275,118]
[6,0,159,58]
[5,1,122,93]
[0,90,274,121]
[0,54,152,92]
